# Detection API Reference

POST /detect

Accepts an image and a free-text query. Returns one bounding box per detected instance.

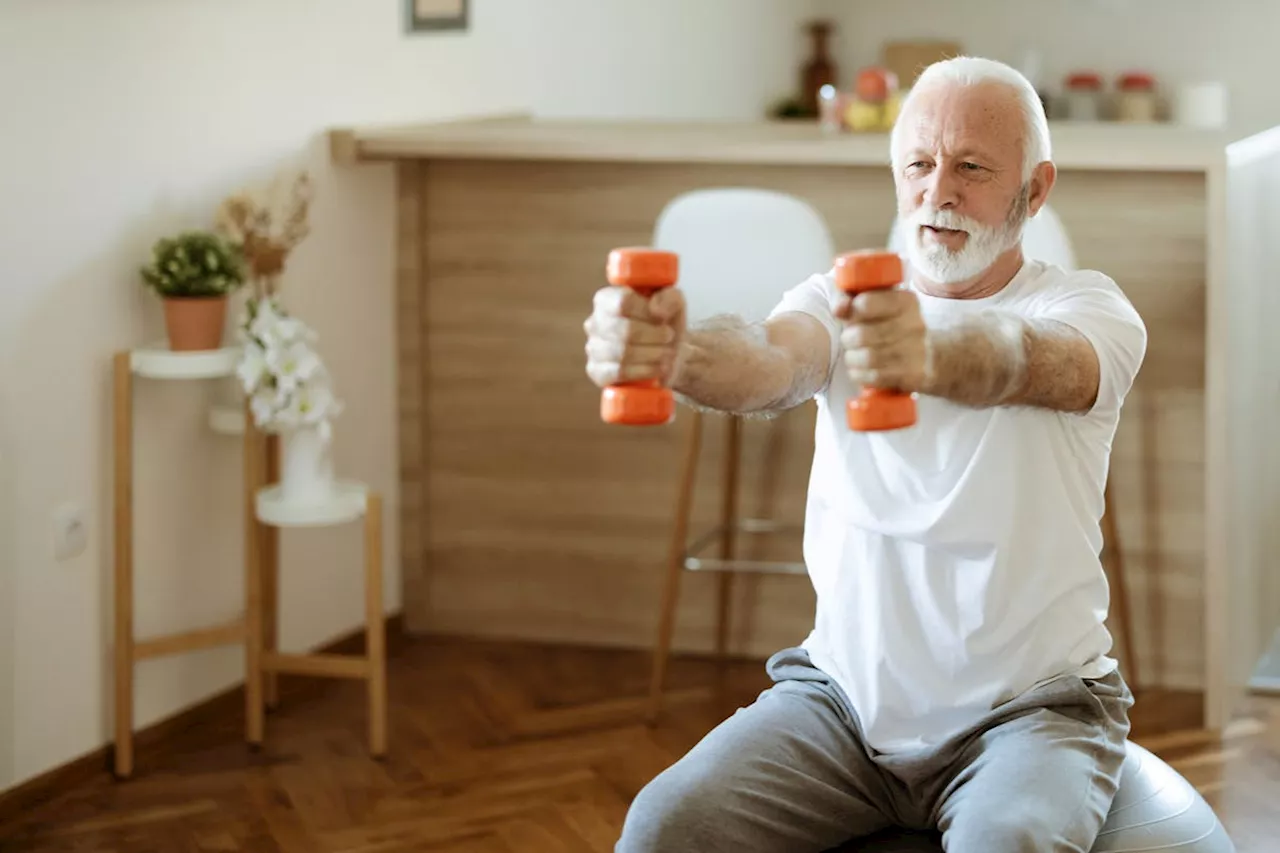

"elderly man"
[583,56,1146,851]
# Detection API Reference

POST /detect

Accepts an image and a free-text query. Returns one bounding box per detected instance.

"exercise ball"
[839,741,1234,851]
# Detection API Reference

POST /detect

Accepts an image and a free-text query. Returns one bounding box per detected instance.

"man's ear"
[1027,161,1057,216]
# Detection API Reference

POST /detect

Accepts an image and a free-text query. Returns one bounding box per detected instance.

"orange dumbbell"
[600,247,680,426]
[834,249,917,432]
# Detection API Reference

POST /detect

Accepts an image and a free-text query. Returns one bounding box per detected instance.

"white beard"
[899,198,1026,285]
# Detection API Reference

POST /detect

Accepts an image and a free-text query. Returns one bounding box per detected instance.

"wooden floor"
[2,636,1277,851]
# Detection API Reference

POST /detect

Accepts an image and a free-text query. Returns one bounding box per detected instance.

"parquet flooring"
[1,636,1277,851]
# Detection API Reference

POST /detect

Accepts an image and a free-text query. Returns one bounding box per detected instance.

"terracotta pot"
[162,295,227,351]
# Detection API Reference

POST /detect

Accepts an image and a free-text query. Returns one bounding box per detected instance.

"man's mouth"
[922,224,966,237]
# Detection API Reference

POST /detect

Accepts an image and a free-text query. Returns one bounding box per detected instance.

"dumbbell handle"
[834,250,918,432]
[600,247,679,426]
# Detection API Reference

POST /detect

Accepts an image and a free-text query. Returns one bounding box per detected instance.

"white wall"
[0,0,819,792]
[528,0,810,120]
[818,0,1279,137]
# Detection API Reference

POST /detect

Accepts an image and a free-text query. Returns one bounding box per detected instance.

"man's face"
[893,81,1035,285]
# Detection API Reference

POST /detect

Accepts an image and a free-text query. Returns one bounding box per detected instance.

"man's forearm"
[671,314,823,415]
[920,310,1099,413]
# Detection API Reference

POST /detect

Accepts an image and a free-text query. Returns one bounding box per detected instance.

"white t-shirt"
[768,257,1147,753]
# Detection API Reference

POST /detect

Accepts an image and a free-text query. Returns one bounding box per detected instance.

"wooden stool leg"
[263,434,280,710]
[716,416,741,659]
[244,410,265,747]
[365,492,388,757]
[647,410,704,724]
[112,353,134,779]
[1102,478,1140,691]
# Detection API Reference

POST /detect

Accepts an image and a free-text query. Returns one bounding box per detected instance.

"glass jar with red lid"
[1063,71,1104,120]
[1116,71,1159,122]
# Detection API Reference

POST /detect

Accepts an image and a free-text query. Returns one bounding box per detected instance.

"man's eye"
[961,162,983,171]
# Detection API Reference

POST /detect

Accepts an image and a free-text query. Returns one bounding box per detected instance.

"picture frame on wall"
[406,0,468,32]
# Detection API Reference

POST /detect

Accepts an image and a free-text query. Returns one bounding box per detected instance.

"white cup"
[1173,82,1228,129]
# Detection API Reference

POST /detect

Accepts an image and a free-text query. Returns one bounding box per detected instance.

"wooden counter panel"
[395,161,429,623]
[401,159,1210,688]
[1124,552,1211,690]
[1052,171,1210,689]
[1051,170,1209,391]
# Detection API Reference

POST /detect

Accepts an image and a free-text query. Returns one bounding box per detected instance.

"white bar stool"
[646,188,836,721]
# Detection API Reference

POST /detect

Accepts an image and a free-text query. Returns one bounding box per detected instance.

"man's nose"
[924,169,960,209]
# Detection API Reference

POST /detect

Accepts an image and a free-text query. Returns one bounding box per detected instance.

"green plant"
[140,230,246,299]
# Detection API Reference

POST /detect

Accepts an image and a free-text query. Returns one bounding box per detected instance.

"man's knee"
[944,804,1098,853]
[616,763,737,853]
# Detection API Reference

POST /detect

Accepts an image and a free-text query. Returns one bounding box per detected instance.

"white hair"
[890,56,1052,182]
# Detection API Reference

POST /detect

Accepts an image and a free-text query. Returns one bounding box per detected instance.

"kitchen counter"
[330,113,1280,737]
[331,114,1237,171]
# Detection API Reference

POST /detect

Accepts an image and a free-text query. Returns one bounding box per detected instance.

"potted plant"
[139,230,246,351]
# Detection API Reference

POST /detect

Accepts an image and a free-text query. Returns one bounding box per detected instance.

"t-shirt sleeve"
[1034,271,1148,417]
[766,269,844,389]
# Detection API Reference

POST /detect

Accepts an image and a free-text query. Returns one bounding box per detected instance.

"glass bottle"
[801,21,837,117]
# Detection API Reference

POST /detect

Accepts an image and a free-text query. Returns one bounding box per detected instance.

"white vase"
[279,426,335,503]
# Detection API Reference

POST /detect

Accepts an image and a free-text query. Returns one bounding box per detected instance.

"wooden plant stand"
[247,479,387,758]
[111,346,253,779]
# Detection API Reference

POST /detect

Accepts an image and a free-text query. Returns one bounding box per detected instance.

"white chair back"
[653,188,836,325]
[888,203,1077,270]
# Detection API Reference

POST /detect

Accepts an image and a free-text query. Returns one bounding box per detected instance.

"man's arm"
[584,284,834,417]
[839,290,1111,414]
[672,312,834,415]
[921,312,1101,413]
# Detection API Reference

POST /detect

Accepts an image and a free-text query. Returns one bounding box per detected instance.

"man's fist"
[836,288,929,393]
[583,285,686,388]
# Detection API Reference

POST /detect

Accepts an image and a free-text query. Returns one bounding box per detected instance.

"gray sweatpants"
[617,647,1132,853]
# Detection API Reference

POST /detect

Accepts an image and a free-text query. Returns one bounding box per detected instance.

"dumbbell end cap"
[846,392,917,431]
[607,247,679,289]
[602,383,676,426]
[834,249,903,293]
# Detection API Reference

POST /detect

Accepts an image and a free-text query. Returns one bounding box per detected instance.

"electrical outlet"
[53,503,88,561]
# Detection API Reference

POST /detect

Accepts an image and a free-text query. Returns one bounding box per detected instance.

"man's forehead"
[896,83,1023,153]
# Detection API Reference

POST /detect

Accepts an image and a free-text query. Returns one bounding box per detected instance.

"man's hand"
[583,286,686,389]
[835,289,930,393]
